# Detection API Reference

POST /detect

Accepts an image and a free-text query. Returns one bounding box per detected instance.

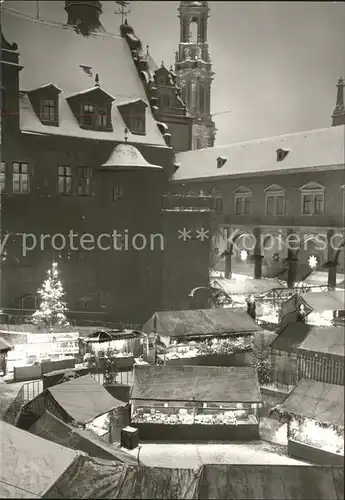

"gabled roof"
[2,12,166,146]
[48,374,124,424]
[117,98,148,107]
[28,83,62,93]
[173,125,345,181]
[271,323,344,357]
[130,365,262,403]
[0,420,79,498]
[278,379,344,427]
[142,308,262,338]
[66,85,115,101]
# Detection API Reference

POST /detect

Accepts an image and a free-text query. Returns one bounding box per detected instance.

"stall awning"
[130,365,262,403]
[278,379,344,427]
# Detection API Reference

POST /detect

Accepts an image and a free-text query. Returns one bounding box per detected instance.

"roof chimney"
[332,77,345,127]
[65,1,104,36]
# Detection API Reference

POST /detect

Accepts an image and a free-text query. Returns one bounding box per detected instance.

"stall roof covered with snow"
[17,374,124,429]
[271,324,344,358]
[277,379,344,427]
[29,411,138,465]
[142,308,261,342]
[0,420,79,498]
[130,365,262,404]
[211,278,285,297]
[41,458,344,499]
[296,291,344,314]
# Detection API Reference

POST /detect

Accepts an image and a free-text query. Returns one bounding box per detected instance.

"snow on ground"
[124,441,310,468]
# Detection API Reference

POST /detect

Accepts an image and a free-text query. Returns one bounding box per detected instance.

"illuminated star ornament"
[273,252,280,262]
[308,255,318,269]
[240,249,248,262]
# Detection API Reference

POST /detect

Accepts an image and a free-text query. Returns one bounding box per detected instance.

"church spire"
[332,77,345,127]
[175,0,215,150]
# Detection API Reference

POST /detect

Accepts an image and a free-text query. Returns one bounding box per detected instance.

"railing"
[0,308,112,326]
[90,370,133,386]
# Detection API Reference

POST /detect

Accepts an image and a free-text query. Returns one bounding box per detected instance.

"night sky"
[2,0,345,145]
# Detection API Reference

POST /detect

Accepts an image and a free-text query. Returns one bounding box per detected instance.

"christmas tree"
[31,262,69,327]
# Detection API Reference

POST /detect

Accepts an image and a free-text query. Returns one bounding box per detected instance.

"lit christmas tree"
[31,262,69,327]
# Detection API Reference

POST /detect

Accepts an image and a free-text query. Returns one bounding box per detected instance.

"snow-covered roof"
[173,126,345,181]
[2,12,166,147]
[101,144,162,170]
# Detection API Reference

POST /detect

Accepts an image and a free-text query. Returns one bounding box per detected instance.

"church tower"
[175,1,216,149]
[332,77,345,127]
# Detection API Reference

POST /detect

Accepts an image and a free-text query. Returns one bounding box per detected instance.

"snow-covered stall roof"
[173,125,345,181]
[130,365,262,403]
[0,420,79,498]
[277,379,344,427]
[303,271,345,287]
[211,278,284,297]
[299,290,345,314]
[271,323,344,357]
[1,12,167,147]
[0,336,12,352]
[29,411,138,465]
[48,374,124,424]
[142,308,262,338]
[42,459,344,499]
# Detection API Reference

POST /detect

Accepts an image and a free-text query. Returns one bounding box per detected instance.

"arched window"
[189,19,198,43]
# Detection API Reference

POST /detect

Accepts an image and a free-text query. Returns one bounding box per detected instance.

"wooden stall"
[270,323,344,391]
[274,379,344,465]
[142,308,262,364]
[129,365,263,442]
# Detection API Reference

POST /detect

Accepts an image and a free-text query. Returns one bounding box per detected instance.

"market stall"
[130,365,263,441]
[280,291,345,328]
[273,378,344,465]
[143,308,262,362]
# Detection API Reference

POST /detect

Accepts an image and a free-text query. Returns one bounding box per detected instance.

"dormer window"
[217,157,227,169]
[117,99,147,136]
[276,149,289,162]
[27,84,61,126]
[67,85,114,132]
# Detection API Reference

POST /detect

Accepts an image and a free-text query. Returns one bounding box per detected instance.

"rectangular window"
[235,195,251,215]
[41,99,56,123]
[96,108,108,129]
[132,117,145,134]
[0,162,6,193]
[113,184,123,201]
[215,198,223,215]
[58,166,72,195]
[302,192,324,215]
[12,162,29,193]
[77,167,92,196]
[81,103,95,127]
[266,193,285,216]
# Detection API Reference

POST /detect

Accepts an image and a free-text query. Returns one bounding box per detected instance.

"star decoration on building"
[196,228,209,241]
[240,249,248,262]
[308,255,318,269]
[273,252,280,262]
[177,228,192,241]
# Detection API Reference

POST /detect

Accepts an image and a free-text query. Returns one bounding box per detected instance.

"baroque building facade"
[0,1,212,326]
[172,79,345,289]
